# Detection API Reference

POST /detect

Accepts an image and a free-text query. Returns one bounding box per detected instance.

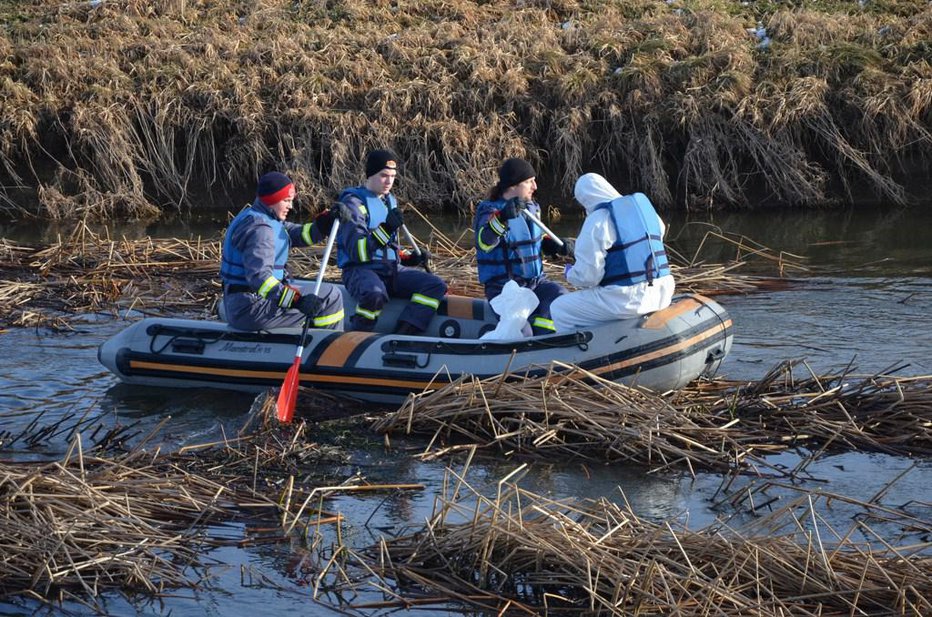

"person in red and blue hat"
[219,172,345,331]
[335,149,447,335]
[474,158,571,336]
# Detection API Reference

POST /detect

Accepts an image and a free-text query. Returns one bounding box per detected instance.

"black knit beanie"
[497,158,536,190]
[365,149,399,178]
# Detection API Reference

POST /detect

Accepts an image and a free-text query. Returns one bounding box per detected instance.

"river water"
[1,206,930,615]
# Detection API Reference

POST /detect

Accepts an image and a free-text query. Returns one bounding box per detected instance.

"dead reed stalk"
[2,1,929,218]
[323,472,932,616]
[373,360,932,471]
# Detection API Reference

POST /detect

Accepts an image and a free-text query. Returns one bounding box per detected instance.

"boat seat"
[216,283,498,339]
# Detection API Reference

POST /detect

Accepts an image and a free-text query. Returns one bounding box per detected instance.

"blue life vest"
[597,193,670,287]
[337,186,398,268]
[475,199,543,284]
[220,202,290,287]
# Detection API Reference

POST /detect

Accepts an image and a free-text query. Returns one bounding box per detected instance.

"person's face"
[505,177,537,203]
[267,187,296,221]
[366,168,397,196]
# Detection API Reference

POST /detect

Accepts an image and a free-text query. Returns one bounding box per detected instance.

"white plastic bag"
[480,280,539,340]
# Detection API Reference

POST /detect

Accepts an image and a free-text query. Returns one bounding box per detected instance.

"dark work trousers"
[343,264,447,332]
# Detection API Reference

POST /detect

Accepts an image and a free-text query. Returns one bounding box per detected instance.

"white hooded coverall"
[549,173,675,332]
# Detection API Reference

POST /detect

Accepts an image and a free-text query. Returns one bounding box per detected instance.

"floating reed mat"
[0,224,222,326]
[0,439,244,601]
[0,216,803,327]
[372,361,932,470]
[671,360,932,458]
[0,396,417,605]
[372,363,760,474]
[336,477,932,616]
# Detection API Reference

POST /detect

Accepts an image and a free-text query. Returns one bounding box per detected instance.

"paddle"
[275,220,341,423]
[521,208,564,247]
[400,224,432,273]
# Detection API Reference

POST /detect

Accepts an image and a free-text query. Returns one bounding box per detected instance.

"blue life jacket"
[475,199,543,284]
[337,186,398,268]
[220,202,290,287]
[597,193,670,287]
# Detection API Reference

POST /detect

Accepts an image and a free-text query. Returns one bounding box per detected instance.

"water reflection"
[722,276,932,380]
[4,205,930,279]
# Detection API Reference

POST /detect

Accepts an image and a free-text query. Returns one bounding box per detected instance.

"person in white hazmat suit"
[550,173,675,332]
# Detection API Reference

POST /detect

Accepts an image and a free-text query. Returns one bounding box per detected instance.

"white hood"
[573,173,621,214]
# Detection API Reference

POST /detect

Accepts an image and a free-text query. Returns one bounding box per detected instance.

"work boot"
[349,314,376,332]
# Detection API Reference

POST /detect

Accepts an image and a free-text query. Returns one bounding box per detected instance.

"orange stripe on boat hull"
[127,319,730,392]
[315,331,377,367]
[130,360,286,380]
[128,359,441,391]
[594,319,732,376]
[443,296,476,320]
[640,297,704,329]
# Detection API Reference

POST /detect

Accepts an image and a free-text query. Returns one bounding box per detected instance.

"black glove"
[330,201,354,224]
[384,208,405,233]
[542,236,575,258]
[499,198,519,221]
[294,292,323,317]
[313,208,336,236]
[400,248,431,268]
[562,237,575,258]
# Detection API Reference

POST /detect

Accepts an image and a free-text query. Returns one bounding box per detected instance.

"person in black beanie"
[473,157,572,336]
[219,172,345,331]
[334,149,447,335]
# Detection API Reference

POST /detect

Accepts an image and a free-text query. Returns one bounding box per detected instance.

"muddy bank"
[0,0,930,220]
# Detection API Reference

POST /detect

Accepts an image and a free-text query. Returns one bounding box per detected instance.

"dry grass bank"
[0,0,930,219]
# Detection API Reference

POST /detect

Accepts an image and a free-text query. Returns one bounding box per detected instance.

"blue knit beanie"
[256,172,294,205]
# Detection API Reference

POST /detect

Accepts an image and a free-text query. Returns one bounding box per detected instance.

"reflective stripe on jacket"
[598,193,670,287]
[474,198,543,284]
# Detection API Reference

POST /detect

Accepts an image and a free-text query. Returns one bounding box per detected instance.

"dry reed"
[373,360,932,472]
[1,0,929,219]
[0,218,802,327]
[312,471,932,616]
[0,391,406,606]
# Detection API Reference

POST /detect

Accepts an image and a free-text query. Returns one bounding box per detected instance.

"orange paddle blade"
[276,357,301,423]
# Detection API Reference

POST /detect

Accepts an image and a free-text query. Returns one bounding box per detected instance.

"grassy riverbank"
[0,0,930,220]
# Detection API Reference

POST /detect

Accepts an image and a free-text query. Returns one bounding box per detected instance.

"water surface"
[1,206,930,615]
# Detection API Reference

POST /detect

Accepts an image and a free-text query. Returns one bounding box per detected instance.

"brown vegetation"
[0,393,411,608]
[0,218,800,328]
[317,472,932,616]
[0,0,930,220]
[373,359,932,471]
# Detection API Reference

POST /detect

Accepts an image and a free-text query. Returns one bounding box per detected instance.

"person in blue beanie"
[220,172,344,331]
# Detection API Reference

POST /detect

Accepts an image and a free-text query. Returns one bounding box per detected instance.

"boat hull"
[98,292,733,404]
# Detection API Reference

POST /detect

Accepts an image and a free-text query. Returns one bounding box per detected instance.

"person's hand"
[330,201,354,224]
[294,292,323,317]
[542,236,575,258]
[400,248,431,268]
[385,208,405,233]
[313,208,336,236]
[499,198,519,221]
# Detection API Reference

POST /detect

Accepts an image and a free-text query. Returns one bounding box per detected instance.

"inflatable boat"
[98,287,733,404]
